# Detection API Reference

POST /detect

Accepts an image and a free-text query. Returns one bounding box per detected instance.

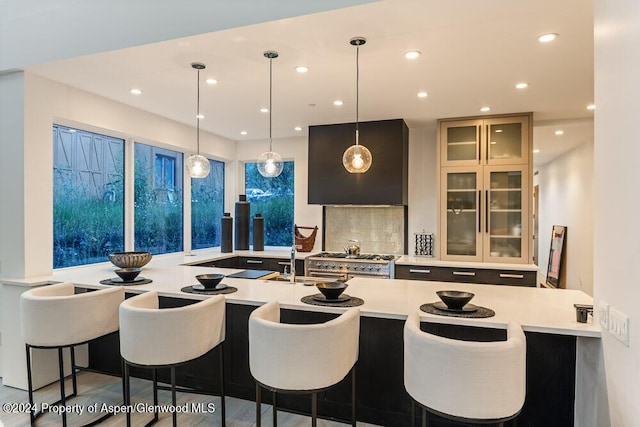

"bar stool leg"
[311,392,317,427]
[171,367,177,426]
[351,366,357,426]
[411,399,415,427]
[422,407,427,427]
[255,383,261,427]
[272,391,277,426]
[124,361,131,427]
[219,343,226,426]
[70,346,78,396]
[26,345,35,426]
[58,347,67,427]
[152,368,159,423]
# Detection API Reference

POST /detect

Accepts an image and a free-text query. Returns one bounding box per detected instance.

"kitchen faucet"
[290,244,301,283]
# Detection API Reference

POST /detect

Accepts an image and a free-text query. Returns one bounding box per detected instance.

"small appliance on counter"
[414,230,434,257]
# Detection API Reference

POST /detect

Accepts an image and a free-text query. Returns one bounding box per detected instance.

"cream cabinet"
[438,113,532,263]
[440,115,530,167]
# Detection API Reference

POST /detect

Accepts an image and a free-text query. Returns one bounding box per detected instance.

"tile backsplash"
[324,206,405,254]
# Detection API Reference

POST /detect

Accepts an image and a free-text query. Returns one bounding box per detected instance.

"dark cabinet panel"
[308,119,408,205]
[396,264,536,287]
[196,256,303,274]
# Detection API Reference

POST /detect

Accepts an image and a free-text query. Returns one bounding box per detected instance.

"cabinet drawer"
[438,267,481,283]
[395,265,444,281]
[478,269,536,287]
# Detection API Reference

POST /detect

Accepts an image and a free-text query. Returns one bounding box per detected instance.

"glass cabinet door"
[440,168,482,261]
[483,166,529,262]
[440,119,483,167]
[485,116,529,165]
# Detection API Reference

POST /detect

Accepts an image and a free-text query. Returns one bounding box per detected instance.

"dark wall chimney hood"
[307,119,409,205]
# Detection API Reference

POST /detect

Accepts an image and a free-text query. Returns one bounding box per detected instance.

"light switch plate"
[598,301,609,330]
[609,306,629,346]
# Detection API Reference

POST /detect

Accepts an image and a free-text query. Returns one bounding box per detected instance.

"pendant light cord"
[356,42,360,142]
[269,56,273,152]
[196,67,201,155]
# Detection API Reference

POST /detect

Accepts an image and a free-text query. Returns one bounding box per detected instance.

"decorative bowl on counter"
[196,274,226,290]
[115,267,142,282]
[436,290,475,310]
[109,251,153,268]
[316,282,348,300]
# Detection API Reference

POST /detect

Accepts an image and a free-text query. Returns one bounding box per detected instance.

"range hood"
[307,119,409,205]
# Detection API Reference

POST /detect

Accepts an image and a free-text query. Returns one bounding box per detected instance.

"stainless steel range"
[306,252,397,280]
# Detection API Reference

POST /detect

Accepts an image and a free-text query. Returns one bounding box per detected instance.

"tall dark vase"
[235,194,250,250]
[253,213,264,251]
[221,212,233,253]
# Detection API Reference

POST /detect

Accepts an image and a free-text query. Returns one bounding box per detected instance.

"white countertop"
[0,250,597,338]
[396,255,539,271]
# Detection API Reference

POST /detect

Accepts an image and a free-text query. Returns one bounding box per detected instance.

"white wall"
[536,140,594,294]
[407,125,438,255]
[594,1,640,425]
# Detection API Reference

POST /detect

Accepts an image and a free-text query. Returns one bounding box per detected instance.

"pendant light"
[257,51,284,178]
[186,62,211,178]
[343,37,372,174]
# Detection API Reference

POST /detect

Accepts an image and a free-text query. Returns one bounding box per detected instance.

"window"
[134,142,183,254]
[53,125,124,268]
[244,161,294,246]
[192,159,225,249]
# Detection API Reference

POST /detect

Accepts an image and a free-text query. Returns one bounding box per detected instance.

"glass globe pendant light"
[257,51,284,178]
[343,37,372,174]
[186,62,211,178]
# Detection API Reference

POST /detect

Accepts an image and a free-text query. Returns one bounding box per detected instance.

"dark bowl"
[196,274,225,289]
[109,251,152,268]
[115,267,142,282]
[436,290,475,310]
[316,282,348,300]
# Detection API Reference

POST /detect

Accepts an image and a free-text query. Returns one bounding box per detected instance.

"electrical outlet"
[598,301,609,330]
[609,307,629,346]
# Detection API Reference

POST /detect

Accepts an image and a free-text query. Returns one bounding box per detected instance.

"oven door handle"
[308,271,349,279]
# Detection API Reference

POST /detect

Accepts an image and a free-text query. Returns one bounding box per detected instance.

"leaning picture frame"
[546,225,567,288]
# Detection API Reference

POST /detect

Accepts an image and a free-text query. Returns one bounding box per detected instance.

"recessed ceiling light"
[417,92,428,98]
[206,78,218,85]
[129,88,142,95]
[295,66,309,73]
[587,104,596,110]
[495,129,503,133]
[515,82,529,89]
[240,131,248,135]
[538,33,558,43]
[490,141,497,145]
[533,149,540,153]
[294,126,302,131]
[555,130,564,135]
[480,106,491,112]
[260,108,269,113]
[404,51,421,60]
[334,100,344,106]
[196,114,204,119]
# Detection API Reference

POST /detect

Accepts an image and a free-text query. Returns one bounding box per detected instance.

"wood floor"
[0,372,381,426]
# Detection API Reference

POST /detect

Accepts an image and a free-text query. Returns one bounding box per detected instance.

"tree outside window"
[192,158,225,249]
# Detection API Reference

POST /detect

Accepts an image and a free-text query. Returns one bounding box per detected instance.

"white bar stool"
[20,282,124,427]
[404,312,526,426]
[119,291,226,427]
[249,301,360,427]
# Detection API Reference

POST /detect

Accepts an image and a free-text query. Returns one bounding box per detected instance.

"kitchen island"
[1,249,600,426]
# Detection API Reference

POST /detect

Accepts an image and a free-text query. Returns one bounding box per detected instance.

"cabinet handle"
[485,190,489,233]
[452,271,476,277]
[277,261,290,266]
[246,259,263,264]
[409,269,431,274]
[499,273,524,279]
[478,190,482,233]
[477,125,481,164]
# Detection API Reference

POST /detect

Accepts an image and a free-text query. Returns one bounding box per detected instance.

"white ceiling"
[27,0,594,166]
